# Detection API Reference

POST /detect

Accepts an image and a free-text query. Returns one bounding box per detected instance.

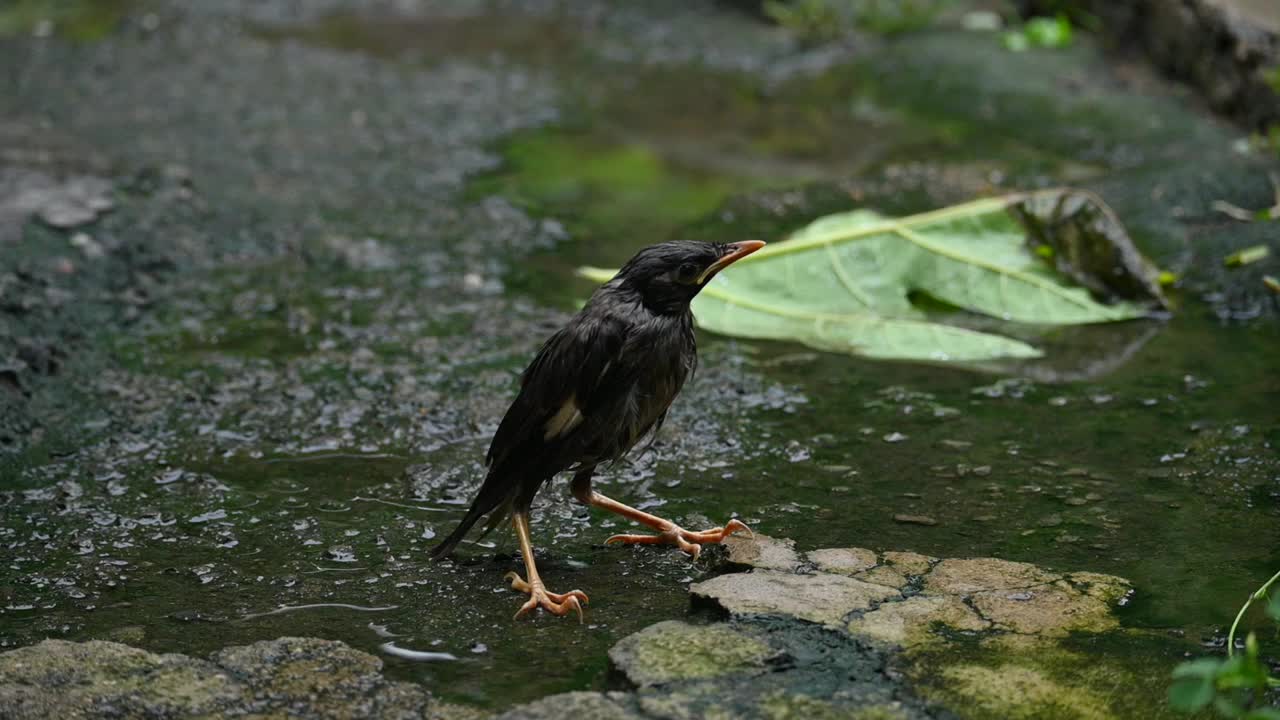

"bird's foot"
[605,518,752,561]
[504,571,588,622]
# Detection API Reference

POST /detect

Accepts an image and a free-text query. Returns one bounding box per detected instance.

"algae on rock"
[608,620,772,688]
[682,534,1165,720]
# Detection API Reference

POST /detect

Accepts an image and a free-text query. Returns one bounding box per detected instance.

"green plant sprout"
[1229,570,1280,681]
[1169,569,1280,718]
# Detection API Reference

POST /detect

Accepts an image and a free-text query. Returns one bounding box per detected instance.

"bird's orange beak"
[697,240,766,284]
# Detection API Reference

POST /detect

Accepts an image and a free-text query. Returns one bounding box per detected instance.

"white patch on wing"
[543,394,583,440]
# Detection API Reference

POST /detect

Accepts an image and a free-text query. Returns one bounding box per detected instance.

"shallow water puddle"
[1,3,1277,713]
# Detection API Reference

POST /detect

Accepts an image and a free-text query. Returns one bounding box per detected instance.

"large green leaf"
[579,190,1165,363]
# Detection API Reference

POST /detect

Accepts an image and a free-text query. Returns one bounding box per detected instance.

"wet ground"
[1,0,1278,713]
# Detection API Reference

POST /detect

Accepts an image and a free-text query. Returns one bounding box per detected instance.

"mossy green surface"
[609,620,771,687]
[470,132,746,252]
[0,0,136,41]
[909,632,1191,720]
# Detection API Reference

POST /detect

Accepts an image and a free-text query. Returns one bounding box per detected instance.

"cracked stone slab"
[849,595,991,647]
[807,547,878,575]
[855,565,911,591]
[970,584,1119,636]
[923,558,1060,595]
[881,551,936,577]
[691,569,900,626]
[616,617,941,720]
[696,542,1130,657]
[722,533,803,572]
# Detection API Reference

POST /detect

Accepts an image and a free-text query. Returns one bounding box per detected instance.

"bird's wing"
[485,313,631,469]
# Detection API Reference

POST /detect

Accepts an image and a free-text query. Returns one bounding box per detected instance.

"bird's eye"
[675,262,700,284]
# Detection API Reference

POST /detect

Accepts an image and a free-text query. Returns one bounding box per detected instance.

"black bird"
[431,239,765,620]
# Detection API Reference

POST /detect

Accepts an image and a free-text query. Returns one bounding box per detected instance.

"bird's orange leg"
[504,511,588,622]
[571,475,751,561]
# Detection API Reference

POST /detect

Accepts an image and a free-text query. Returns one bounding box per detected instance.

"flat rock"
[971,584,1119,636]
[881,551,936,576]
[1066,571,1133,603]
[608,620,771,688]
[0,640,242,719]
[849,595,990,648]
[0,637,445,719]
[923,557,1059,595]
[723,533,803,571]
[616,618,938,720]
[855,565,910,591]
[807,547,878,575]
[691,570,900,626]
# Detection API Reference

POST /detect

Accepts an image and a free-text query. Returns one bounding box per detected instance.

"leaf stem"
[1227,567,1280,687]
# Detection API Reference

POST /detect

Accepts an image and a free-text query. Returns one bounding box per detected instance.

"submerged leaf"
[580,190,1164,364]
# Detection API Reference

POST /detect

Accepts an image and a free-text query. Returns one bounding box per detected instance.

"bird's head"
[612,240,766,315]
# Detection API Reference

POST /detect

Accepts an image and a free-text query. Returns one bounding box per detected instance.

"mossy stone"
[609,620,771,688]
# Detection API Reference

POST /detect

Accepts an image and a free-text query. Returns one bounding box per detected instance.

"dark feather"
[432,241,727,557]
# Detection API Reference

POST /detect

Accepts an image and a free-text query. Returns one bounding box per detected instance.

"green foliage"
[0,0,136,41]
[581,190,1163,364]
[1170,570,1280,717]
[1263,67,1280,95]
[763,0,949,42]
[1003,14,1073,52]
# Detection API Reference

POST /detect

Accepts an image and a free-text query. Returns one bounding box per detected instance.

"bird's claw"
[605,518,752,561]
[504,571,588,622]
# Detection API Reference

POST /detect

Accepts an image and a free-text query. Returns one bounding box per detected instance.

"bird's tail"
[429,507,483,560]
[429,489,511,560]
